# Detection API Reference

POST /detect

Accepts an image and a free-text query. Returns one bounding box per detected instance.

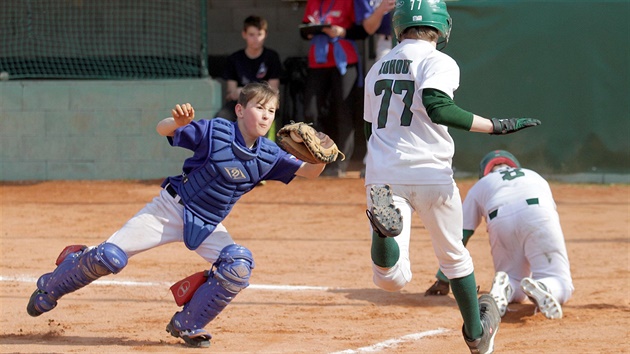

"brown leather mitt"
[276,122,345,164]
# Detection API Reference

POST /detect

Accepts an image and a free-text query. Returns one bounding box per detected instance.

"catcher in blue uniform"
[26,82,340,348]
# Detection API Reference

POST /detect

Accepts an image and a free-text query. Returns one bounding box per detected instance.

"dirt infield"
[1,177,628,353]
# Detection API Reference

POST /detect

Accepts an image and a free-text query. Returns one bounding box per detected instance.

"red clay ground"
[1,176,628,353]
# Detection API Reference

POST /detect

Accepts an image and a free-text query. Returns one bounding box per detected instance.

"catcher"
[26,82,342,348]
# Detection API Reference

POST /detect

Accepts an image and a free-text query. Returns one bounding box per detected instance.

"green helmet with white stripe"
[392,0,452,45]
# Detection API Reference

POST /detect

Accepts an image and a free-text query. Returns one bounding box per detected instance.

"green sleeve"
[422,88,474,131]
[435,229,476,283]
[462,229,475,246]
[364,121,372,142]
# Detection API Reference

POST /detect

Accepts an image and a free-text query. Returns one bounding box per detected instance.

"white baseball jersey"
[463,167,557,230]
[364,39,460,185]
[464,166,574,304]
[364,39,474,286]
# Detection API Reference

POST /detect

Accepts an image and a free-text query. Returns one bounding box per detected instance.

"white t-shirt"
[364,39,460,185]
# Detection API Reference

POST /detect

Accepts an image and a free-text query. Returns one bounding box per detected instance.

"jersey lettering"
[373,79,415,128]
[378,59,412,75]
[500,168,525,181]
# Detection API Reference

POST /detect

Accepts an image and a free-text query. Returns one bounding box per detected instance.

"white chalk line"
[4,275,448,352]
[0,275,329,291]
[329,328,450,353]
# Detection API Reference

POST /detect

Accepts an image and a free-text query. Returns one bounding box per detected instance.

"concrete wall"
[0,79,221,180]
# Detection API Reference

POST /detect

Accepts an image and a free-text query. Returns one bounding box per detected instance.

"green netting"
[0,0,207,79]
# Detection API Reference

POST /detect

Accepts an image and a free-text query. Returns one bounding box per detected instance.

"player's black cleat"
[425,279,451,296]
[464,294,501,354]
[166,318,211,348]
[366,185,403,237]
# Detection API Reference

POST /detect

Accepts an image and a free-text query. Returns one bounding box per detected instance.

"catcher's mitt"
[276,122,345,164]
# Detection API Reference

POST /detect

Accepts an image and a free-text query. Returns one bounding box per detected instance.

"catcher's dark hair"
[238,81,279,108]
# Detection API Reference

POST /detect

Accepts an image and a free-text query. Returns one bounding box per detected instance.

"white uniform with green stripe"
[463,166,574,304]
[363,38,473,289]
[364,39,459,185]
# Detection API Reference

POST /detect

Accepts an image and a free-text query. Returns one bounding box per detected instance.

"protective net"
[0,0,208,79]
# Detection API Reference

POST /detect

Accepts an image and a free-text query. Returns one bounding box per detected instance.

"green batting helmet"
[392,0,452,44]
[479,150,521,178]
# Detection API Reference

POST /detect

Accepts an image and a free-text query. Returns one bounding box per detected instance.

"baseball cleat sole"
[367,185,402,237]
[521,277,563,319]
[489,271,513,317]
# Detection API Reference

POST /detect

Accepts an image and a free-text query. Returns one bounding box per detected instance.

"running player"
[362,1,540,353]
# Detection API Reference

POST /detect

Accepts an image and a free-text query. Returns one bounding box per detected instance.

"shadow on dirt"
[0,333,185,348]
[328,288,457,308]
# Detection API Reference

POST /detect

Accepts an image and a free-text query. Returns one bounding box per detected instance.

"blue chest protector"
[178,119,280,250]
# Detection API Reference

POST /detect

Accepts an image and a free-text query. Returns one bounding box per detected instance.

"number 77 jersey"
[363,38,462,186]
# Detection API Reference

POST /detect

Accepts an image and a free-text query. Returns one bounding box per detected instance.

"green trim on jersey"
[364,121,372,142]
[462,229,475,245]
[422,88,473,130]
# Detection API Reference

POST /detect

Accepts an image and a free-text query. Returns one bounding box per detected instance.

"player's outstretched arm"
[422,88,541,134]
[156,103,195,137]
[295,162,326,179]
[469,115,541,134]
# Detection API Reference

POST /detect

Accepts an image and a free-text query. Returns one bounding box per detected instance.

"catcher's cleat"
[520,277,563,319]
[464,294,501,354]
[367,185,402,237]
[26,287,57,317]
[166,318,212,348]
[425,279,450,296]
[489,271,513,317]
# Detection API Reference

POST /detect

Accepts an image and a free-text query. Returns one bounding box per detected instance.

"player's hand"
[172,103,195,127]
[490,117,541,134]
[424,279,450,296]
[377,0,396,15]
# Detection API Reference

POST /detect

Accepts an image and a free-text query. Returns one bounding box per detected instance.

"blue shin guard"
[167,244,254,347]
[27,242,128,317]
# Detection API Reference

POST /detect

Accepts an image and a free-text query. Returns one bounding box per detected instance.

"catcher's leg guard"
[167,244,254,348]
[27,242,128,317]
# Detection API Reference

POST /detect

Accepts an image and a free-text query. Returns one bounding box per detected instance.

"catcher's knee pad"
[28,242,128,316]
[171,244,254,332]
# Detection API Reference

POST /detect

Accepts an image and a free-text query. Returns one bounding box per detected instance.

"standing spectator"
[425,150,574,321]
[362,0,540,352]
[301,0,384,177]
[361,0,396,178]
[215,15,282,124]
[366,0,396,61]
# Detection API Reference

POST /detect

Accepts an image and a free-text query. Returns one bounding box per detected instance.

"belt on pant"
[488,198,539,220]
[165,183,184,205]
